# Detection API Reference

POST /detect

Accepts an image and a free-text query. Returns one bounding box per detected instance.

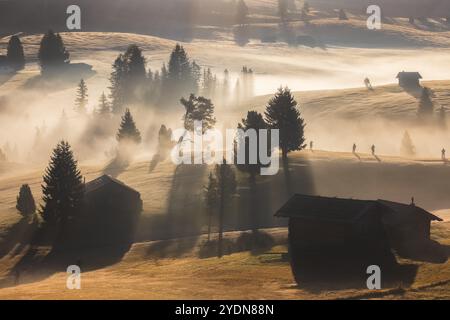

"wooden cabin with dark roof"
[275,194,443,283]
[66,175,143,247]
[396,71,422,88]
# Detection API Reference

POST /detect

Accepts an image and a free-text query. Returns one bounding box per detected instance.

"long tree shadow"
[0,216,37,260]
[103,154,129,178]
[144,164,207,257]
[22,63,95,92]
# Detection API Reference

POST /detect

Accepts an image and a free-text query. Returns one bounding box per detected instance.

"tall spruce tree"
[7,35,25,70]
[41,141,84,225]
[116,108,142,144]
[38,30,70,74]
[75,79,88,114]
[215,161,237,258]
[265,87,306,160]
[166,44,198,96]
[109,54,127,113]
[16,184,36,216]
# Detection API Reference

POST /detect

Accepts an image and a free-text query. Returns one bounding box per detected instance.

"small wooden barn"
[68,175,143,247]
[275,194,442,282]
[396,71,422,88]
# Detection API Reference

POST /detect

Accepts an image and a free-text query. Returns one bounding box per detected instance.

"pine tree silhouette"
[41,141,84,226]
[75,79,88,114]
[38,30,70,74]
[265,87,306,160]
[109,54,126,113]
[16,184,36,216]
[96,92,111,116]
[7,35,25,70]
[116,108,142,144]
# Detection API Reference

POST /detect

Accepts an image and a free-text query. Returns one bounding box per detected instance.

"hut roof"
[275,194,442,223]
[396,71,422,79]
[85,174,140,196]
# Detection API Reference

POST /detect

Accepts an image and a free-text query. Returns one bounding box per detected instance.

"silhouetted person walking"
[352,143,357,154]
[371,144,376,155]
[442,148,446,161]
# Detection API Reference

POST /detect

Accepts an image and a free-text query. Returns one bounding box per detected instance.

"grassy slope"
[0,221,448,300]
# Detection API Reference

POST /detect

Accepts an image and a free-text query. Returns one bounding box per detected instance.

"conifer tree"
[7,35,25,70]
[109,54,126,113]
[75,79,88,114]
[264,87,306,160]
[16,184,36,216]
[116,108,142,144]
[38,30,70,74]
[41,141,84,226]
[96,92,111,116]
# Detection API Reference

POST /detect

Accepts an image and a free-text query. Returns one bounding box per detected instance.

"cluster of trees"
[107,42,255,112]
[2,30,71,75]
[203,87,306,257]
[14,141,84,230]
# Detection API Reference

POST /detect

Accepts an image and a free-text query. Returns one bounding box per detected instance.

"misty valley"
[0,0,449,302]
